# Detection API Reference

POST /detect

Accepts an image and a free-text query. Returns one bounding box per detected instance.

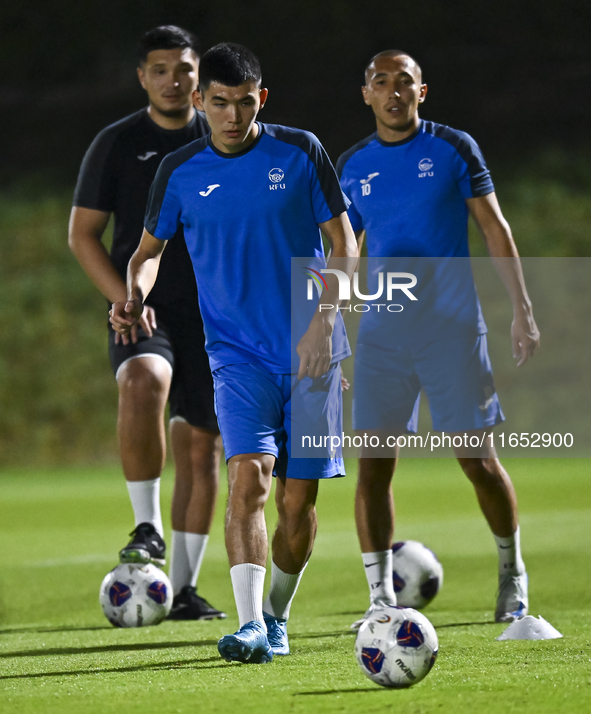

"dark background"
[3,0,591,185]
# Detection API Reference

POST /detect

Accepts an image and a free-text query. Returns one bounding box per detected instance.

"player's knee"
[228,457,272,513]
[279,481,318,526]
[459,457,502,485]
[189,428,223,462]
[357,458,396,489]
[117,360,170,406]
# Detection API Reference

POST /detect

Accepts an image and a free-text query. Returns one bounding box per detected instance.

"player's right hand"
[296,318,333,380]
[113,305,158,345]
[110,298,144,346]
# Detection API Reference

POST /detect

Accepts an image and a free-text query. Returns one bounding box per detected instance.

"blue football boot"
[217,621,273,664]
[263,612,290,655]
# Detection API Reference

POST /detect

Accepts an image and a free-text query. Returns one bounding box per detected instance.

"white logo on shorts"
[479,396,495,411]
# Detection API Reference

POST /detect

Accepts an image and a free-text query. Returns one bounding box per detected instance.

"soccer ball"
[99,563,173,627]
[355,605,439,688]
[392,540,443,609]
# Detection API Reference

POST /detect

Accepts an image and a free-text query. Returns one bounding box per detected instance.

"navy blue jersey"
[146,123,350,373]
[337,120,492,342]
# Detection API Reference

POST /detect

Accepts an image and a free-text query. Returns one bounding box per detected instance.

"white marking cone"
[496,615,563,641]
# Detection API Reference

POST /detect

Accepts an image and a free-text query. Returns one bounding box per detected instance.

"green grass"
[1,459,590,713]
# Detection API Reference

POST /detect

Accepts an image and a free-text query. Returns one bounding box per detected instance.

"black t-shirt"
[73,108,209,307]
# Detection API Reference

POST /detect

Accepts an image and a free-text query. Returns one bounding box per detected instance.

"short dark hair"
[137,25,199,65]
[198,43,262,92]
[364,50,423,82]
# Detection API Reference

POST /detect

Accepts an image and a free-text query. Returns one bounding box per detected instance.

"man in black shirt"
[69,26,225,620]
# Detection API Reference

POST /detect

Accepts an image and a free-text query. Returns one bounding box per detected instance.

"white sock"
[262,562,306,621]
[169,532,189,595]
[126,478,163,536]
[230,563,266,629]
[186,533,209,587]
[169,531,210,595]
[494,526,526,576]
[362,550,397,605]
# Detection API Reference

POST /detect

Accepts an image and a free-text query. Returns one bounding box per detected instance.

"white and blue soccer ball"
[99,563,173,627]
[355,605,439,688]
[391,540,444,609]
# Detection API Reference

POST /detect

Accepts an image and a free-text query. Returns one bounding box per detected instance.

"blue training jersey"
[337,120,493,344]
[146,122,350,373]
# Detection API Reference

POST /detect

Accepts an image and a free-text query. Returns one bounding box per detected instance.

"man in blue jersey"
[111,43,358,663]
[337,50,540,626]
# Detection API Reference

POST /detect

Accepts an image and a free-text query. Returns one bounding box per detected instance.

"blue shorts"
[353,333,504,433]
[212,362,345,480]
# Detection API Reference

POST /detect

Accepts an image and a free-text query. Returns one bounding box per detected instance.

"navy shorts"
[353,333,504,433]
[108,302,218,432]
[212,362,345,479]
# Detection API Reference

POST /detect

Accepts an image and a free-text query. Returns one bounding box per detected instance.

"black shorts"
[108,302,218,432]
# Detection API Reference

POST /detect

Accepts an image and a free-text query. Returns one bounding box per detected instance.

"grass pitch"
[1,459,590,713]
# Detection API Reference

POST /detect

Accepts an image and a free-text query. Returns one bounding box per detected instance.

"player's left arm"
[467,192,540,366]
[296,212,358,380]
